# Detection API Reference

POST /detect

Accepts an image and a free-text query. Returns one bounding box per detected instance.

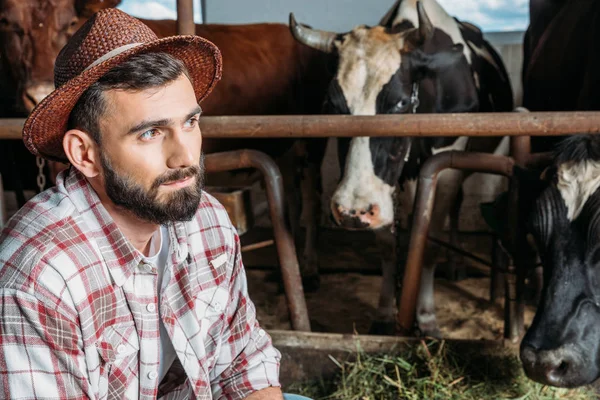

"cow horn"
[416,1,434,42]
[289,13,336,54]
[379,0,402,27]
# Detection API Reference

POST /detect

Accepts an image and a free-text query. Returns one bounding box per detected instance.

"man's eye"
[184,117,199,129]
[139,129,159,140]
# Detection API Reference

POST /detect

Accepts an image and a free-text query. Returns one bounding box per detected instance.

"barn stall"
[0,0,599,398]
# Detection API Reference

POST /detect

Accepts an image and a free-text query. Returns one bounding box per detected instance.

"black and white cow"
[519,135,600,388]
[290,0,514,335]
[518,0,600,388]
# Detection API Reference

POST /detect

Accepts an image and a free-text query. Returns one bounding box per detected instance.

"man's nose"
[166,128,199,168]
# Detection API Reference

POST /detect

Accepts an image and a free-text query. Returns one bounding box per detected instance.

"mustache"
[151,164,202,190]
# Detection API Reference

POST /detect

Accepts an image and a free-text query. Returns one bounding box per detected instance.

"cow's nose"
[520,344,577,386]
[331,202,380,229]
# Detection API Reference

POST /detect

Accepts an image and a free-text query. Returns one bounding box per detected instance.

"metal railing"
[0,111,599,139]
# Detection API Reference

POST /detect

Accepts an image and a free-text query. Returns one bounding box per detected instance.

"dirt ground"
[248,271,535,340]
[242,227,536,340]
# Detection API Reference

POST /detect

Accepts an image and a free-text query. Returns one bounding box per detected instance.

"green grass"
[286,339,598,400]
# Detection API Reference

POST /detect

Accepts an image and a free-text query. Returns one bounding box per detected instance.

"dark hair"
[68,52,191,143]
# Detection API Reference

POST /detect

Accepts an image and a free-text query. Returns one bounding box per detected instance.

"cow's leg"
[299,139,327,291]
[416,168,467,337]
[370,228,398,335]
[444,186,466,281]
[281,140,324,292]
[281,144,302,241]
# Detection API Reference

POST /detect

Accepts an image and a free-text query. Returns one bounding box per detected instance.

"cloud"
[437,0,529,31]
[117,0,202,23]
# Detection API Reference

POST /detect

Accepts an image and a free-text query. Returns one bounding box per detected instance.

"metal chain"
[36,156,46,193]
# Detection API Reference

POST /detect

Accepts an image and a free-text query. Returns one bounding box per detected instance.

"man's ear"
[63,129,101,178]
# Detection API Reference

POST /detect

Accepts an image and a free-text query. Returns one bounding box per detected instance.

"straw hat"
[22,8,222,162]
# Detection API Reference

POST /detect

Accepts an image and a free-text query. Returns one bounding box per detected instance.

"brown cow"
[0,0,334,287]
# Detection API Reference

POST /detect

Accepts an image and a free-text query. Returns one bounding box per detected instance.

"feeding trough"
[205,185,254,236]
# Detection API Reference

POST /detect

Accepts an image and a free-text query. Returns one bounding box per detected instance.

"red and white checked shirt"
[0,168,281,399]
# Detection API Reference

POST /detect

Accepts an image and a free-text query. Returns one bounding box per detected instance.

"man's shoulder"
[0,187,82,279]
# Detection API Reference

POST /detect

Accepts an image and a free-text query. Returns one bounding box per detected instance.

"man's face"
[97,73,204,224]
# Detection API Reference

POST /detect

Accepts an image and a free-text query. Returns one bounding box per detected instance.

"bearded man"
[0,8,292,400]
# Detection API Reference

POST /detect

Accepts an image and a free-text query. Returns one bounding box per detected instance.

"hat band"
[84,42,143,71]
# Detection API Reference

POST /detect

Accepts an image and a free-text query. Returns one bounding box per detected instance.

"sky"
[117,0,529,32]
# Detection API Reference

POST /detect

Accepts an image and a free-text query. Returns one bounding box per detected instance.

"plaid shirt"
[0,168,281,399]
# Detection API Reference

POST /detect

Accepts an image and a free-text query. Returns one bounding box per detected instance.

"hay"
[286,339,597,400]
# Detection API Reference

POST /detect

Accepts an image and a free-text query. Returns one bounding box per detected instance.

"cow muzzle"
[520,343,595,387]
[331,201,385,230]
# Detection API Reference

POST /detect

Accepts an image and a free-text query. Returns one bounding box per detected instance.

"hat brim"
[23,35,222,162]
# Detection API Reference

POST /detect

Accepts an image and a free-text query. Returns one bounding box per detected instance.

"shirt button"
[258,329,266,337]
[143,263,153,272]
[117,344,127,354]
[213,302,222,312]
[147,303,156,312]
[147,371,158,380]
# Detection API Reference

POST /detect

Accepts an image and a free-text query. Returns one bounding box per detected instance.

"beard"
[102,153,205,225]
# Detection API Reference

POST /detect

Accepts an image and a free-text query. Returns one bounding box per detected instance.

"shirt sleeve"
[210,228,282,400]
[0,287,90,399]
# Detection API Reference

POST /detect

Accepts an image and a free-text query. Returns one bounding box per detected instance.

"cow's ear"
[76,0,122,18]
[417,45,479,113]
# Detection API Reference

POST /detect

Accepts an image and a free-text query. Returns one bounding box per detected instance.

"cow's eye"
[392,99,410,113]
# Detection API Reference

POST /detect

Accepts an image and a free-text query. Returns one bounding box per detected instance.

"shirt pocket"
[96,322,140,398]
[192,285,229,363]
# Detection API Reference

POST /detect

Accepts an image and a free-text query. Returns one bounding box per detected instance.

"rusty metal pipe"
[397,151,515,334]
[177,0,196,36]
[427,236,493,268]
[203,150,311,332]
[3,112,600,140]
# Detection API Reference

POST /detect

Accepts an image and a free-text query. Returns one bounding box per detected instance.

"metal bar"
[396,151,515,335]
[241,239,275,253]
[427,236,493,268]
[2,112,600,139]
[200,0,207,24]
[203,150,311,332]
[177,0,195,36]
[505,135,532,341]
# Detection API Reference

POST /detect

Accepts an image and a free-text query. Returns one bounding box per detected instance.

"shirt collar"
[58,168,190,286]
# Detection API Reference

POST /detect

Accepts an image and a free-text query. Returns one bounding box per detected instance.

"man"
[0,8,286,399]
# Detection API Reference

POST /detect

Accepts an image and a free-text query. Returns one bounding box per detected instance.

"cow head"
[0,0,121,116]
[290,2,478,230]
[520,135,600,387]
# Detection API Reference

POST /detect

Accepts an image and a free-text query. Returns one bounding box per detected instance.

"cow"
[516,0,600,388]
[290,0,514,335]
[0,0,334,286]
